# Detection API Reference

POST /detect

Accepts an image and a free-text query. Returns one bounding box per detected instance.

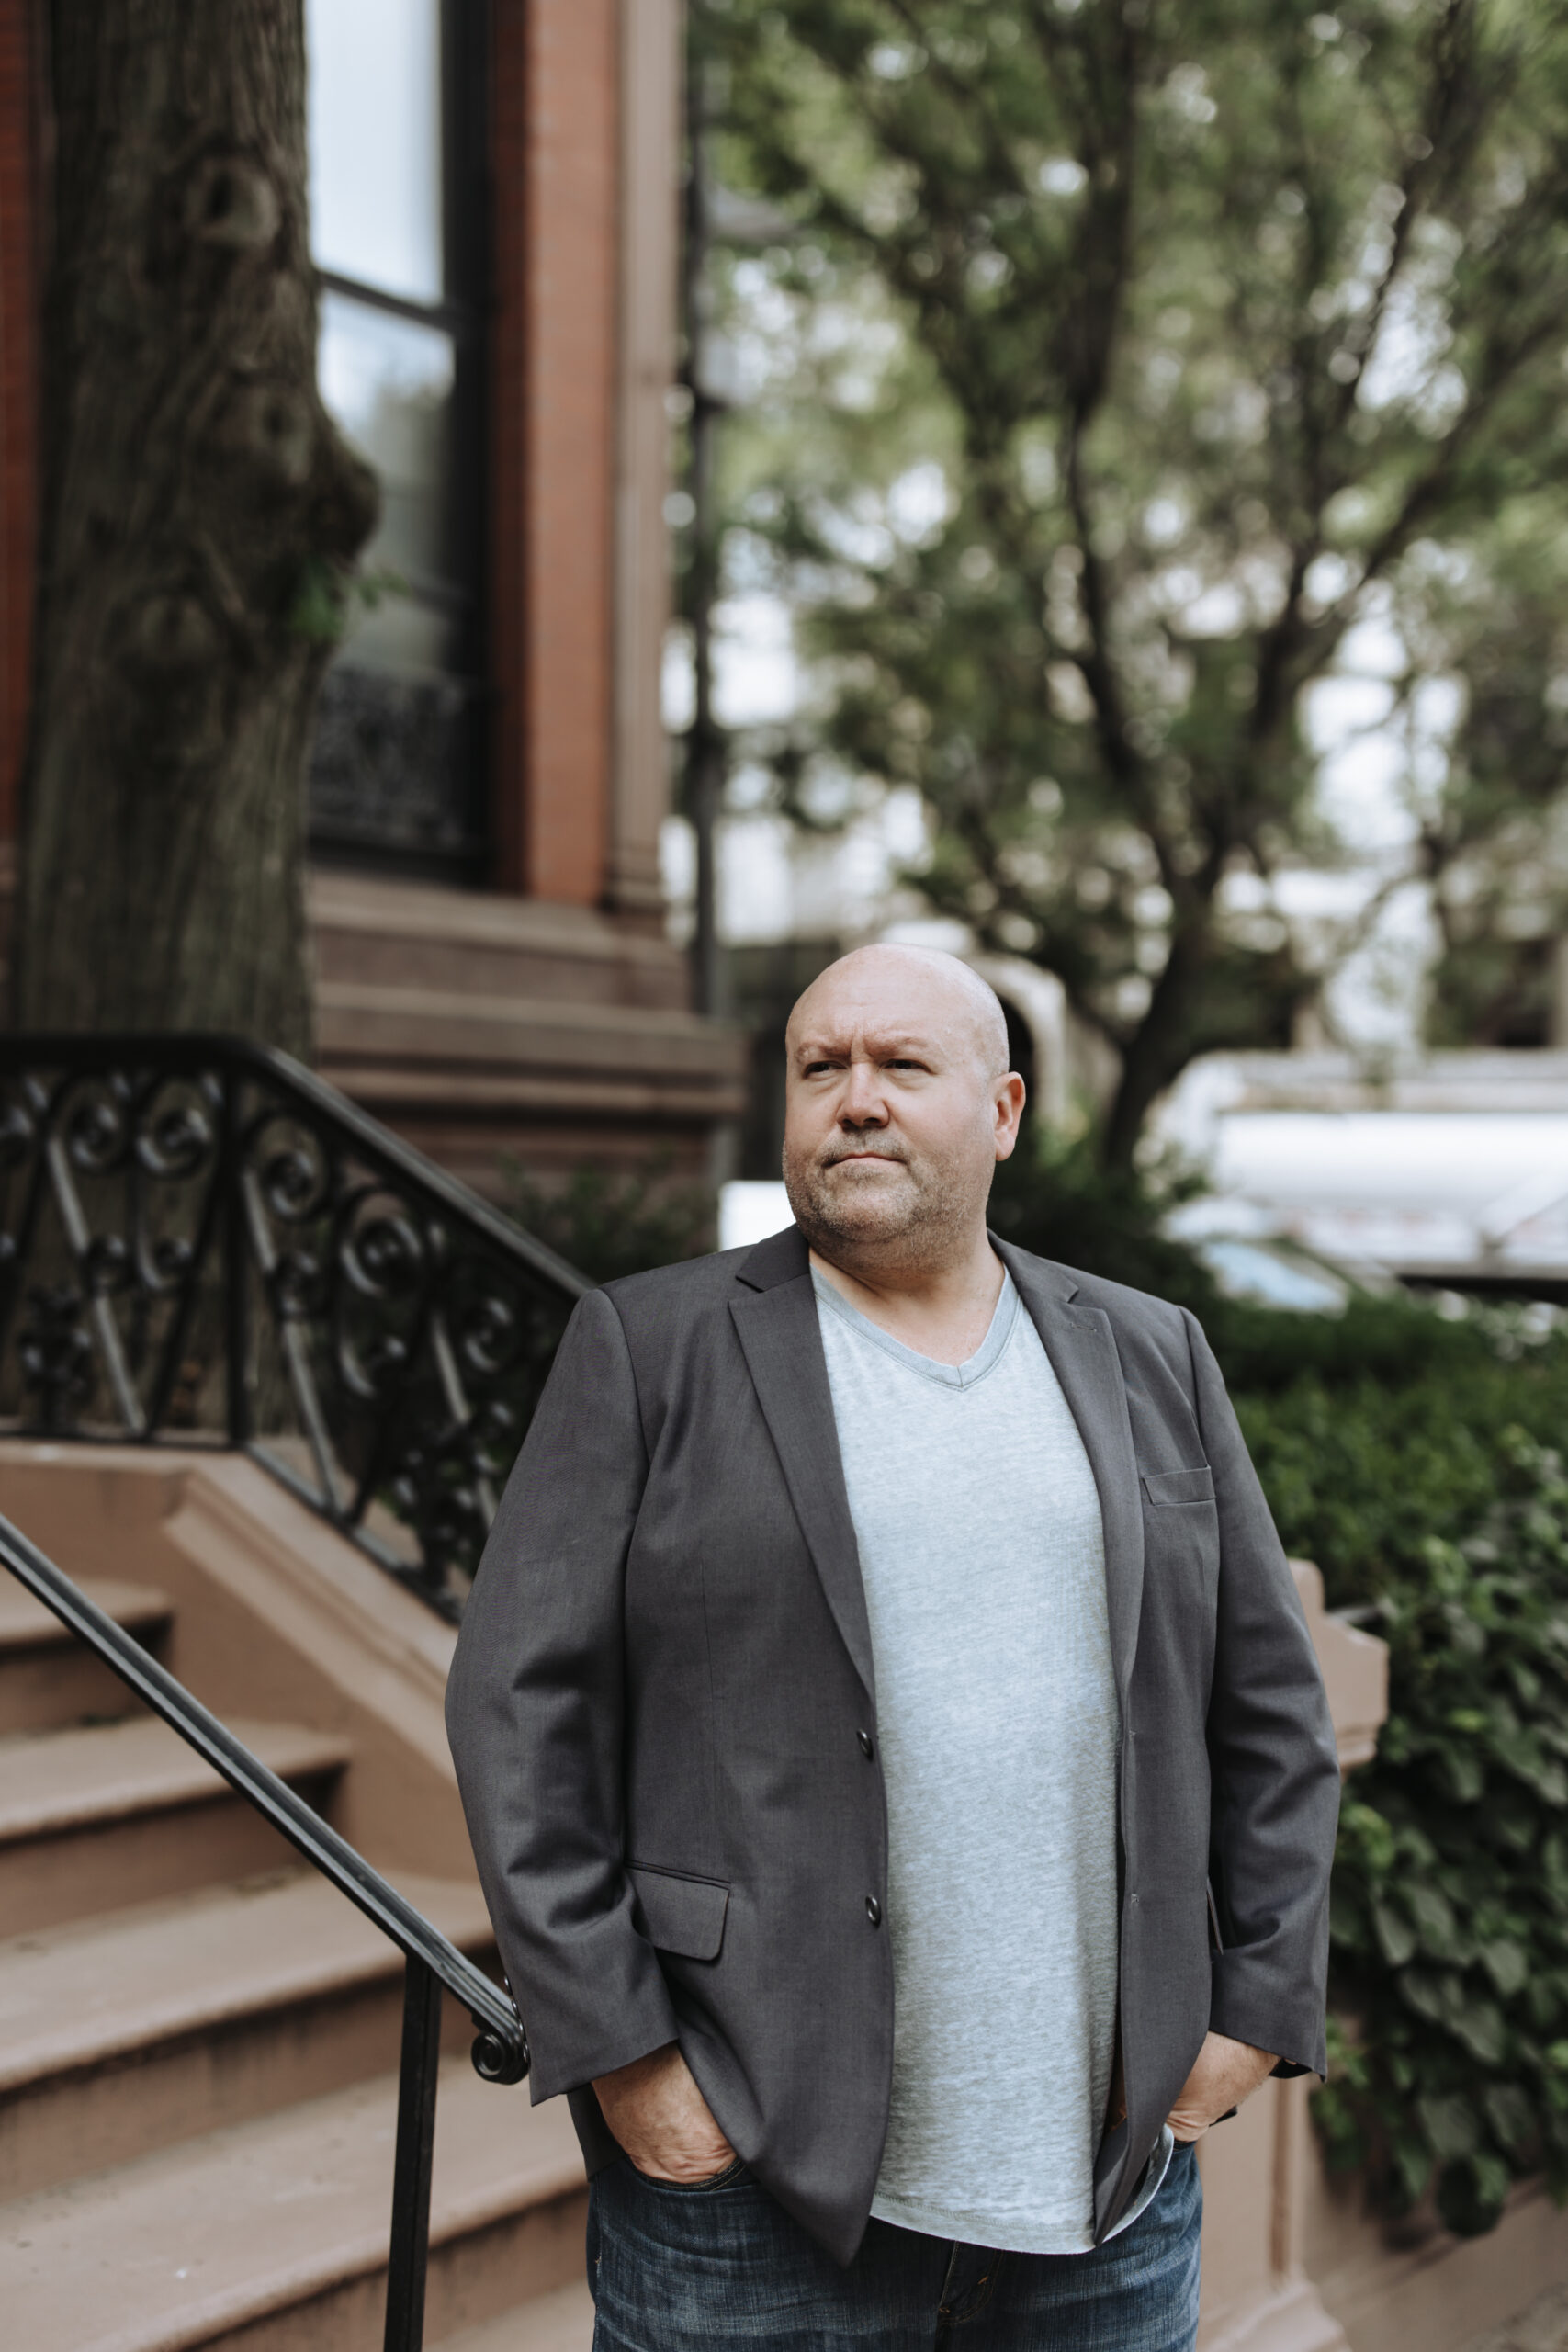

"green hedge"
[1231,1352,1568,2236]
[1230,1318,1568,1610]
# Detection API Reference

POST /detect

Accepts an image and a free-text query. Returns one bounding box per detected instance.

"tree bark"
[1100,945,1201,1178]
[14,0,377,1052]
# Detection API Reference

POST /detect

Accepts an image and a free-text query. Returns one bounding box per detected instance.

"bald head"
[785,945,1010,1081]
[780,944,1025,1281]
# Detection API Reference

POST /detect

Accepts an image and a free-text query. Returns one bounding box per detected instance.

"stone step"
[0,1713,350,1932]
[0,1866,496,2199]
[0,1577,171,1735]
[0,2054,588,2352]
[434,2278,596,2351]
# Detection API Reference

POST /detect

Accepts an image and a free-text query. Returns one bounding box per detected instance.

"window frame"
[308,0,491,882]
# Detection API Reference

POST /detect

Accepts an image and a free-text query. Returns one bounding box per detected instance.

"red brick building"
[0,0,744,1194]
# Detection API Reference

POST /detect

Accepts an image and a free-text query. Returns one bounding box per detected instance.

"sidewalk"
[1467,2285,1568,2352]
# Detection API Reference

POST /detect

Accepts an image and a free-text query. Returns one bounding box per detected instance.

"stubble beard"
[783,1135,980,1279]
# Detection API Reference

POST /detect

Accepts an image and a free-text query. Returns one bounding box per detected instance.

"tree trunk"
[15,0,377,1052]
[1100,934,1206,1175]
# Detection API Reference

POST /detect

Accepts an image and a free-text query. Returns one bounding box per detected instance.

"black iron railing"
[0,1510,528,2352]
[0,1035,589,1618]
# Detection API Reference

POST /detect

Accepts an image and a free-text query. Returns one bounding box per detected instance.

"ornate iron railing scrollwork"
[0,1036,589,1618]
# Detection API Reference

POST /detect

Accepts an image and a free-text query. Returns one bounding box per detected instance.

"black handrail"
[0,1511,529,2351]
[0,1034,591,1617]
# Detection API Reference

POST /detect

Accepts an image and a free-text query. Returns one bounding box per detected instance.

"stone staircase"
[0,1505,595,2350]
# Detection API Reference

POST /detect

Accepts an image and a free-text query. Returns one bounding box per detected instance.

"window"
[305,0,487,877]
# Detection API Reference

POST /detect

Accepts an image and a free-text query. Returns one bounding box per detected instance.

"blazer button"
[866,1894,882,1927]
[858,1729,874,1759]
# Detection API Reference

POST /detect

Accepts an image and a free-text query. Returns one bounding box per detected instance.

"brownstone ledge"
[310,875,748,1191]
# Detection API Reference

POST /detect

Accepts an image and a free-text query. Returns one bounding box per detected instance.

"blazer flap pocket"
[628,1865,730,1961]
[1143,1464,1215,1508]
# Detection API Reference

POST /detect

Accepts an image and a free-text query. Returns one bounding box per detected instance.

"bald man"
[446,946,1339,2352]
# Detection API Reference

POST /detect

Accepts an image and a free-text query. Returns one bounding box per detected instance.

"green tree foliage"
[987,1125,1223,1309]
[1412,545,1568,1046]
[707,0,1568,1159]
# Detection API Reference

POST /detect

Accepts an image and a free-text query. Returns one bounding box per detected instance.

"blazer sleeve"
[446,1285,680,2102]
[1181,1307,1342,2079]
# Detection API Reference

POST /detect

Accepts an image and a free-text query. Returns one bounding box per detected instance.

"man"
[446,944,1340,2351]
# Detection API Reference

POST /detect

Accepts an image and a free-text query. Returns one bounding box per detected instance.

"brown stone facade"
[0,0,744,1189]
[0,0,37,849]
[311,869,743,1195]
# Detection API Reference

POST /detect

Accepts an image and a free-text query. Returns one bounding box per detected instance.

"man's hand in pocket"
[1166,2032,1277,2143]
[594,2042,738,2182]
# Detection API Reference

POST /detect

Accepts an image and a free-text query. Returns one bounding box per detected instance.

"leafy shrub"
[1315,1432,1568,2235]
[503,1158,715,1287]
[1211,1291,1528,1397]
[1234,1340,1568,1612]
[1216,1306,1568,2233]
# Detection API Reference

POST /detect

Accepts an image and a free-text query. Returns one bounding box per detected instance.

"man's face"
[781,951,1023,1265]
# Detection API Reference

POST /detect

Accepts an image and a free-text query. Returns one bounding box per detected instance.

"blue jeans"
[587,2143,1201,2351]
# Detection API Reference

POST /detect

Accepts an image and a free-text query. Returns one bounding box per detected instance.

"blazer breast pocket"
[1142,1465,1215,1508]
[628,1863,730,1961]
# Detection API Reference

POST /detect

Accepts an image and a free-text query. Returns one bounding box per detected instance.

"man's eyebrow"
[790,1032,942,1060]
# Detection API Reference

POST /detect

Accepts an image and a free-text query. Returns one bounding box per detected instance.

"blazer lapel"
[997,1239,1146,1712]
[730,1231,876,1702]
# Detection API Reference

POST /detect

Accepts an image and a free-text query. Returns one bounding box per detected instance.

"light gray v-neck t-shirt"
[813,1264,1123,2253]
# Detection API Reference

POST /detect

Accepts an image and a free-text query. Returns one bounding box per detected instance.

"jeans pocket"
[631,2155,750,2194]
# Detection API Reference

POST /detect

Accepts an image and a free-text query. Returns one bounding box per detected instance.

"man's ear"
[992,1072,1026,1159]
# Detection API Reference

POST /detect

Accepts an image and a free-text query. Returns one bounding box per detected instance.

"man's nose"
[838,1061,889,1126]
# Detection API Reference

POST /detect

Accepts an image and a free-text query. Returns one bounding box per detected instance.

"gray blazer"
[446,1226,1341,2265]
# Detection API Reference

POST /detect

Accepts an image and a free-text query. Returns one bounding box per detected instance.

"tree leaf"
[1418,2094,1482,2162]
[1451,1997,1508,2066]
[1483,2083,1536,2153]
[1372,1900,1418,1968]
[1480,1939,1530,1998]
